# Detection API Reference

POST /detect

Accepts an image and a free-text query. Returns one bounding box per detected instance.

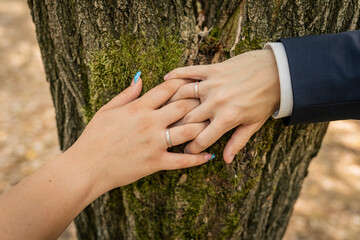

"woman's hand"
[164,49,281,163]
[71,77,214,193]
[0,76,214,240]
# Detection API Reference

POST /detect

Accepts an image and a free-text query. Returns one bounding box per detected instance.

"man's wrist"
[264,42,293,119]
[263,49,281,114]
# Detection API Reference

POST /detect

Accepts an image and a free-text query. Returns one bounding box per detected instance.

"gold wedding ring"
[194,81,199,98]
[166,128,173,148]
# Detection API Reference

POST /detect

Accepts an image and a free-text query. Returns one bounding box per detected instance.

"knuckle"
[159,81,176,93]
[193,137,206,151]
[198,83,209,98]
[133,113,153,133]
[178,86,188,98]
[218,116,232,127]
[236,113,245,123]
[199,122,208,131]
[189,98,200,108]
[208,64,222,75]
[126,102,141,114]
[137,119,153,134]
[181,125,194,139]
[171,68,183,77]
[219,111,239,126]
[183,113,194,123]
[175,100,189,112]
[212,91,228,106]
[209,79,222,89]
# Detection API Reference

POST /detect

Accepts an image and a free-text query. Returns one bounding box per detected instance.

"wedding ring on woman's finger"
[165,128,173,148]
[194,81,200,98]
[164,123,208,149]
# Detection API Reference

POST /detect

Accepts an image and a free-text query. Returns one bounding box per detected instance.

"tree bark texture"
[28,0,359,239]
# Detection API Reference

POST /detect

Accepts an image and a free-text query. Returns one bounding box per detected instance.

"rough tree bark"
[28,0,359,239]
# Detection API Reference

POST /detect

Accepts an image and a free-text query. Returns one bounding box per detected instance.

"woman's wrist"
[0,145,105,240]
[59,145,109,207]
[0,78,214,239]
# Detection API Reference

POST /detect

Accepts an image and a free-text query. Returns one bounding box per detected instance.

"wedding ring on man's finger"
[165,128,173,148]
[194,81,199,98]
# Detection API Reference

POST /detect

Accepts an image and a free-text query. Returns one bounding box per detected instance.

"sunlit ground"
[284,121,360,240]
[0,1,359,239]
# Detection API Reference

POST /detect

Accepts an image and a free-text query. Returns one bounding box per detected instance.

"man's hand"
[165,49,281,163]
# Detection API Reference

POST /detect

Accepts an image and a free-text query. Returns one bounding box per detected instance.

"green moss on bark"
[84,31,184,121]
[198,26,264,63]
[118,121,276,239]
[84,27,277,239]
[232,28,264,56]
[199,27,222,53]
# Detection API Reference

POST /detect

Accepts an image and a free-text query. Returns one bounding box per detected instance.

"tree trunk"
[28,0,359,239]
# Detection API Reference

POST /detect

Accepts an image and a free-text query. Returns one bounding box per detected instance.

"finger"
[159,152,214,170]
[164,65,211,81]
[223,121,265,164]
[167,81,205,103]
[167,122,208,147]
[171,102,212,127]
[101,78,143,111]
[139,79,190,109]
[157,99,199,125]
[184,119,226,154]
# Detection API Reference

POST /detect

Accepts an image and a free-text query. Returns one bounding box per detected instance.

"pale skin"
[165,49,281,163]
[0,78,214,240]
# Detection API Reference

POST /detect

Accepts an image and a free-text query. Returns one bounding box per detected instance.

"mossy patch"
[199,27,222,55]
[118,123,276,239]
[84,30,184,121]
[198,26,264,63]
[231,28,264,56]
[85,27,276,239]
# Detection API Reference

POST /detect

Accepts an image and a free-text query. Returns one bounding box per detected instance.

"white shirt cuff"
[264,42,293,118]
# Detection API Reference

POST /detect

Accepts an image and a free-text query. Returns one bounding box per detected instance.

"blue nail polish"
[134,71,141,84]
[209,154,216,160]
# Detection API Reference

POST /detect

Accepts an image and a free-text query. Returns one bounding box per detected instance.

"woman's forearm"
[0,78,212,239]
[0,147,102,240]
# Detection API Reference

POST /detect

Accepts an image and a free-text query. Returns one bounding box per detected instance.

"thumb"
[101,76,143,111]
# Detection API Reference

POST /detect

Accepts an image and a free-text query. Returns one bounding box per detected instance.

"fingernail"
[229,154,235,162]
[164,73,169,80]
[205,153,216,161]
[133,71,141,84]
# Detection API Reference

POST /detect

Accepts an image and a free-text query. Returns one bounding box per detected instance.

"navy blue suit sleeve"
[279,31,360,125]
